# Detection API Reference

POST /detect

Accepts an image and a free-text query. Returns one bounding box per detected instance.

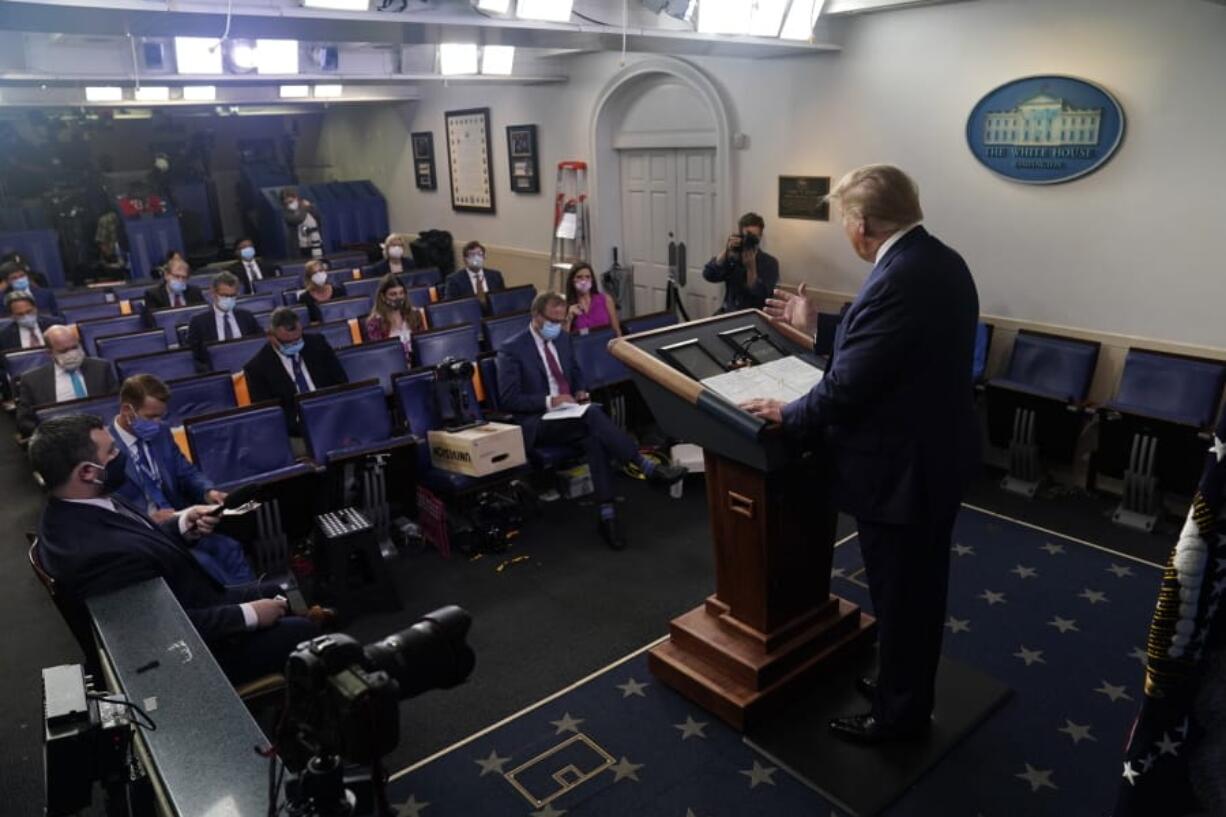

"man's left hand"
[575,391,590,404]
[183,506,220,539]
[739,398,786,424]
[206,489,227,505]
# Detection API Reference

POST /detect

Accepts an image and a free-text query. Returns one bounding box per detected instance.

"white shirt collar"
[112,417,138,449]
[874,222,923,264]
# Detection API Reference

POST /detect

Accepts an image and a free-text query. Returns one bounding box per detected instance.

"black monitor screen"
[718,326,787,364]
[659,339,727,380]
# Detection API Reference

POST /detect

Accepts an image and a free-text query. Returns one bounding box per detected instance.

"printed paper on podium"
[700,356,825,406]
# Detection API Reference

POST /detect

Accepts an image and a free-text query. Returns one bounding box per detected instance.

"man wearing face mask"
[1,260,59,316]
[443,240,505,308]
[243,307,348,433]
[16,325,117,438]
[226,237,277,294]
[281,188,325,259]
[107,374,255,585]
[186,272,262,372]
[30,414,319,684]
[702,212,780,314]
[1,291,56,350]
[497,292,687,550]
[143,258,205,312]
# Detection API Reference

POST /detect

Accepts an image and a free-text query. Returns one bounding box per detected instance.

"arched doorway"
[589,57,736,318]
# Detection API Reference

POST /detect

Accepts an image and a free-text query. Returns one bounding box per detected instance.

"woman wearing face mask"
[364,274,425,364]
[368,233,415,278]
[298,259,347,324]
[564,262,622,336]
[281,187,325,259]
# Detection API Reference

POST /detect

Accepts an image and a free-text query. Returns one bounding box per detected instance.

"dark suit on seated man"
[243,306,348,434]
[185,271,263,372]
[143,258,206,314]
[443,241,505,309]
[496,292,685,550]
[227,238,277,293]
[30,414,317,684]
[108,373,255,586]
[747,164,980,745]
[1,291,56,351]
[16,325,117,437]
[1,261,59,315]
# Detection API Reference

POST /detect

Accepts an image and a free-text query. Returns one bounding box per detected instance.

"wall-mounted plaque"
[411,131,437,191]
[778,176,830,221]
[506,124,540,194]
[444,107,495,214]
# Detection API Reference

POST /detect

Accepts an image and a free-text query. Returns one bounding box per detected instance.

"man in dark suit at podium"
[744,164,979,744]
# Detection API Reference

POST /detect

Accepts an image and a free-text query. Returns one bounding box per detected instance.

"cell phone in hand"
[284,588,308,616]
[204,504,225,518]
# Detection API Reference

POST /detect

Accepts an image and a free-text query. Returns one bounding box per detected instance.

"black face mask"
[86,450,129,494]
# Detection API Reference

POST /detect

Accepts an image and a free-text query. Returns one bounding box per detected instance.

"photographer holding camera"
[702,212,780,314]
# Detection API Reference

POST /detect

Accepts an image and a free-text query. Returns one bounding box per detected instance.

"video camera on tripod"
[434,356,481,430]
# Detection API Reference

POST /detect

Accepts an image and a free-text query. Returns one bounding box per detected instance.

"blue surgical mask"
[240,246,256,261]
[278,339,305,357]
[11,276,30,291]
[131,416,162,441]
[540,321,562,342]
[216,296,237,313]
[16,314,39,329]
[168,279,187,294]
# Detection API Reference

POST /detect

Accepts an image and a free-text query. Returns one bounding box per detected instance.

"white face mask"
[154,158,169,172]
[311,272,329,287]
[388,246,404,260]
[55,347,86,371]
[466,254,484,271]
[286,199,300,212]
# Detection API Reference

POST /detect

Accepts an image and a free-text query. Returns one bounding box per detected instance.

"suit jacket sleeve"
[443,272,465,300]
[166,434,214,502]
[186,315,209,371]
[781,278,919,434]
[497,344,546,415]
[243,356,276,406]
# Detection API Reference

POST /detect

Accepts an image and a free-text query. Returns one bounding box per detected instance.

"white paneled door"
[619,149,721,318]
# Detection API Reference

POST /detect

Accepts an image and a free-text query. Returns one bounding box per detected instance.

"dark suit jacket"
[186,307,263,372]
[226,258,278,294]
[16,358,117,436]
[0,316,56,351]
[444,268,505,301]
[702,250,780,313]
[780,226,980,525]
[495,328,588,447]
[108,419,214,510]
[37,495,254,642]
[243,334,348,432]
[297,282,348,324]
[143,283,207,312]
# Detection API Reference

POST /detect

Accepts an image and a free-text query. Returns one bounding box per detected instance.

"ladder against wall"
[549,161,590,293]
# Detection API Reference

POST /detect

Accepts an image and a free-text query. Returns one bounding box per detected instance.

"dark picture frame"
[506,124,540,194]
[444,107,496,214]
[411,131,437,191]
[777,175,831,221]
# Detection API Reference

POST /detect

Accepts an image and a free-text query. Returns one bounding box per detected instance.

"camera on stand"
[434,356,480,430]
[275,605,476,817]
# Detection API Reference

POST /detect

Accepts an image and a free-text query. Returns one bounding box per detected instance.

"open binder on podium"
[609,309,876,730]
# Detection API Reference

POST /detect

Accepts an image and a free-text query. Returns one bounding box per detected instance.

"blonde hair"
[827,164,923,237]
[303,259,328,290]
[384,233,408,256]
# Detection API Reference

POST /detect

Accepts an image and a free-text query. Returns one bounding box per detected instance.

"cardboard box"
[428,422,526,477]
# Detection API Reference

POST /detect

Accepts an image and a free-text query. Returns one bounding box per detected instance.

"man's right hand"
[150,508,177,524]
[249,598,288,628]
[550,394,577,408]
[765,282,818,337]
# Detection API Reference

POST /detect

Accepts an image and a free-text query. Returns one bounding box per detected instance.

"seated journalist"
[31,414,318,684]
[243,306,348,433]
[16,325,117,438]
[496,292,686,550]
[185,271,262,372]
[443,240,504,308]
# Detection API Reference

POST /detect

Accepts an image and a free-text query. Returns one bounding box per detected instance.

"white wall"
[318,0,1226,348]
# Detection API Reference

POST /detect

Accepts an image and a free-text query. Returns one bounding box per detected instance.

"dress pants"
[191,533,257,586]
[857,508,958,728]
[533,405,638,503]
[210,580,320,685]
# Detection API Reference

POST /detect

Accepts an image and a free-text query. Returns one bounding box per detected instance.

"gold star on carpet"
[531,804,567,817]
[673,715,709,740]
[474,749,510,777]
[1106,563,1135,578]
[394,794,429,817]
[945,616,971,633]
[1078,588,1109,604]
[1047,616,1078,634]
[1012,564,1038,579]
[1057,719,1096,744]
[978,589,1007,605]
[1015,763,1057,792]
[1094,680,1133,703]
[550,713,584,735]
[609,756,644,782]
[1040,542,1065,555]
[1014,645,1045,666]
[740,760,777,789]
[616,678,649,698]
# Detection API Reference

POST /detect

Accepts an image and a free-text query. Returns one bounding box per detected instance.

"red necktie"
[543,340,571,396]
[173,293,184,307]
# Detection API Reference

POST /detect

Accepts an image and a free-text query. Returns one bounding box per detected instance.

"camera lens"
[362,605,475,700]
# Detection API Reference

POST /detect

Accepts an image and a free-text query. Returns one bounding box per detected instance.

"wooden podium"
[610,310,876,730]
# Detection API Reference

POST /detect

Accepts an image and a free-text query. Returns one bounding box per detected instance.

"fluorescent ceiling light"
[481,45,515,75]
[439,43,479,75]
[280,84,311,98]
[182,85,217,101]
[256,39,300,74]
[516,0,574,23]
[301,0,369,9]
[476,0,512,11]
[697,0,749,34]
[781,0,825,40]
[174,36,224,74]
[748,0,789,36]
[228,39,259,72]
[85,86,123,102]
[314,84,344,98]
[134,86,170,102]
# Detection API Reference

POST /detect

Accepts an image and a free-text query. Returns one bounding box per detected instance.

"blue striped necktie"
[291,355,311,393]
[69,370,87,398]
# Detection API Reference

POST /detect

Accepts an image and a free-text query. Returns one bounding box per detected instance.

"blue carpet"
[385,505,1161,817]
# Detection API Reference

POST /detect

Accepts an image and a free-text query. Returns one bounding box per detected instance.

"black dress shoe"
[855,676,877,699]
[597,517,627,551]
[828,712,930,745]
[646,462,687,487]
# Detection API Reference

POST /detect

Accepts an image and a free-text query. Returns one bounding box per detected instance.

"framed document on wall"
[444,107,496,214]
[777,175,830,221]
[411,131,437,191]
[506,124,540,194]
